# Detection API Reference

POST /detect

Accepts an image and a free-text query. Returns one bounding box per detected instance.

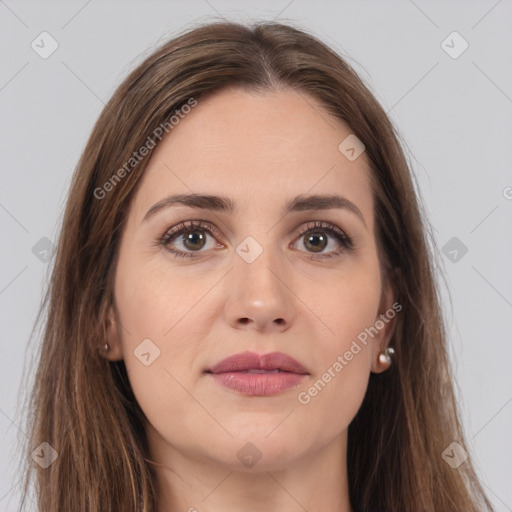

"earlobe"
[370,280,399,373]
[101,310,124,361]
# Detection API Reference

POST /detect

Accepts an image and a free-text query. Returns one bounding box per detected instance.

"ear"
[102,304,124,362]
[370,278,399,374]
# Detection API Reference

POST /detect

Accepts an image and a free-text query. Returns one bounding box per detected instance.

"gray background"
[1,1,511,510]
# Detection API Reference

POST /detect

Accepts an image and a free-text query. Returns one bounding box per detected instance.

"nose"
[223,247,296,333]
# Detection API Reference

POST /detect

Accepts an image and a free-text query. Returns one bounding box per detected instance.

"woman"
[17,20,494,512]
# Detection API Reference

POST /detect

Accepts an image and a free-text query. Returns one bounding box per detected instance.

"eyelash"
[156,220,354,260]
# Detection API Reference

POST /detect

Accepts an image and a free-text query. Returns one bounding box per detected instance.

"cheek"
[305,254,382,353]
[114,252,210,340]
[113,253,218,427]
[296,348,371,448]
[294,257,381,426]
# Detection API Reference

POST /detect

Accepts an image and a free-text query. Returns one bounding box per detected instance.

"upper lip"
[206,351,309,375]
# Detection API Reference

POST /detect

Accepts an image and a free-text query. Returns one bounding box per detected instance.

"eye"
[158,220,224,258]
[291,221,354,259]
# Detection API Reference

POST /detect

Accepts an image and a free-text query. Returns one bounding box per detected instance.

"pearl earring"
[378,347,395,368]
[103,343,110,352]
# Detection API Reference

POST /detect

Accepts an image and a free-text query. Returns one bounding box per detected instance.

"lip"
[206,351,309,375]
[205,351,309,396]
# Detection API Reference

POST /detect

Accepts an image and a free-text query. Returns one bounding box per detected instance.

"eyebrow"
[142,193,366,228]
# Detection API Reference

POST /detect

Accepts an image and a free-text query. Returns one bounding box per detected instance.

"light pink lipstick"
[205,351,309,396]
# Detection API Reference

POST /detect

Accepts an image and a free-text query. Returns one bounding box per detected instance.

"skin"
[104,87,396,512]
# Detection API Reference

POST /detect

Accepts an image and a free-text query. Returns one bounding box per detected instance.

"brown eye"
[181,230,207,251]
[292,221,354,259]
[160,220,223,258]
[303,232,328,253]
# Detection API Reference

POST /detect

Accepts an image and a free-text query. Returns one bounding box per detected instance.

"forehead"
[130,87,373,223]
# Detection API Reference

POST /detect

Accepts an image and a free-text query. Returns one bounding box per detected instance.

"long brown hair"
[15,20,494,511]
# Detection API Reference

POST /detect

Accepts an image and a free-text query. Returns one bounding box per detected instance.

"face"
[106,87,396,472]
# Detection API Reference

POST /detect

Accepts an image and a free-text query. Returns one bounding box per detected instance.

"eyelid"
[160,220,225,246]
[294,220,352,244]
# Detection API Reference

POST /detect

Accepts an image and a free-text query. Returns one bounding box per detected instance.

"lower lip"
[208,371,307,396]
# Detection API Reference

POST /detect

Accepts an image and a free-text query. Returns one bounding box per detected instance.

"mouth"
[204,351,309,396]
